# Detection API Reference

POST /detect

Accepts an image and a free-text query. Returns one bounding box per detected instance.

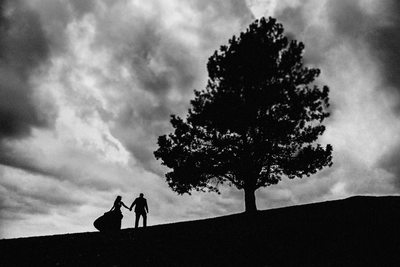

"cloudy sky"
[1,0,400,239]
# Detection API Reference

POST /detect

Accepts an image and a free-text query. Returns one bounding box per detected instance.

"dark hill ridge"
[1,195,400,266]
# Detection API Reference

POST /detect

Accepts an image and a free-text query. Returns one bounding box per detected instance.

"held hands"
[125,205,132,211]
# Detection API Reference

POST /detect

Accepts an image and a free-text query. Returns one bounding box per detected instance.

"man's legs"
[135,213,140,228]
[142,213,147,227]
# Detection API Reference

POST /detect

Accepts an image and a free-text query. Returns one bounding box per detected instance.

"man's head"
[140,193,144,198]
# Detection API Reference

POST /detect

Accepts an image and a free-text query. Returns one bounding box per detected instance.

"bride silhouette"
[94,196,129,232]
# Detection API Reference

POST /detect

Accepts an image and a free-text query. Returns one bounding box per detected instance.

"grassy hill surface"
[1,195,400,266]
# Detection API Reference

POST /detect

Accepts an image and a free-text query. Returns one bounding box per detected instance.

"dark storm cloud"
[0,0,253,179]
[28,0,97,57]
[0,0,115,185]
[379,144,400,188]
[94,0,253,98]
[90,0,254,174]
[0,170,87,237]
[68,0,96,17]
[0,180,83,217]
[0,145,55,177]
[326,0,400,93]
[0,0,53,139]
[368,2,400,96]
[275,1,381,65]
[274,0,400,187]
[0,139,127,193]
[87,2,203,175]
[93,4,199,98]
[327,0,372,40]
[310,0,400,98]
[0,0,58,226]
[277,5,306,36]
[346,1,400,182]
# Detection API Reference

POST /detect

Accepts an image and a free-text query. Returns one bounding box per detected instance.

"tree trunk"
[244,187,257,213]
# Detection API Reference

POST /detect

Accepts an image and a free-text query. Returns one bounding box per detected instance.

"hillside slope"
[1,195,400,266]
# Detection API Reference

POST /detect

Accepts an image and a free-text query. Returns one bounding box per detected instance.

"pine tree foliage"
[154,17,333,212]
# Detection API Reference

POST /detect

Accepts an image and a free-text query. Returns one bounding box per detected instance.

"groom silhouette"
[129,193,149,228]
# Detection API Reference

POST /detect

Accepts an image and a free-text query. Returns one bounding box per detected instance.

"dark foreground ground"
[1,195,400,266]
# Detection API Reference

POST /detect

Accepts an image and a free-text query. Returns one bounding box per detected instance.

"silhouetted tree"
[154,17,333,213]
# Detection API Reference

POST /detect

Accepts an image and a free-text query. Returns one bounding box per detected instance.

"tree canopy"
[154,17,333,212]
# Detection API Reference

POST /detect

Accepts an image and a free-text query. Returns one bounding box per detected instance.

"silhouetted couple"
[94,193,148,232]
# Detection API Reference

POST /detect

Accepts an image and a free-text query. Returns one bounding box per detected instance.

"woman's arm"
[121,202,130,210]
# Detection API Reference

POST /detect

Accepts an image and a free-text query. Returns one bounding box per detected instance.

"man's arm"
[145,200,149,213]
[129,199,136,211]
